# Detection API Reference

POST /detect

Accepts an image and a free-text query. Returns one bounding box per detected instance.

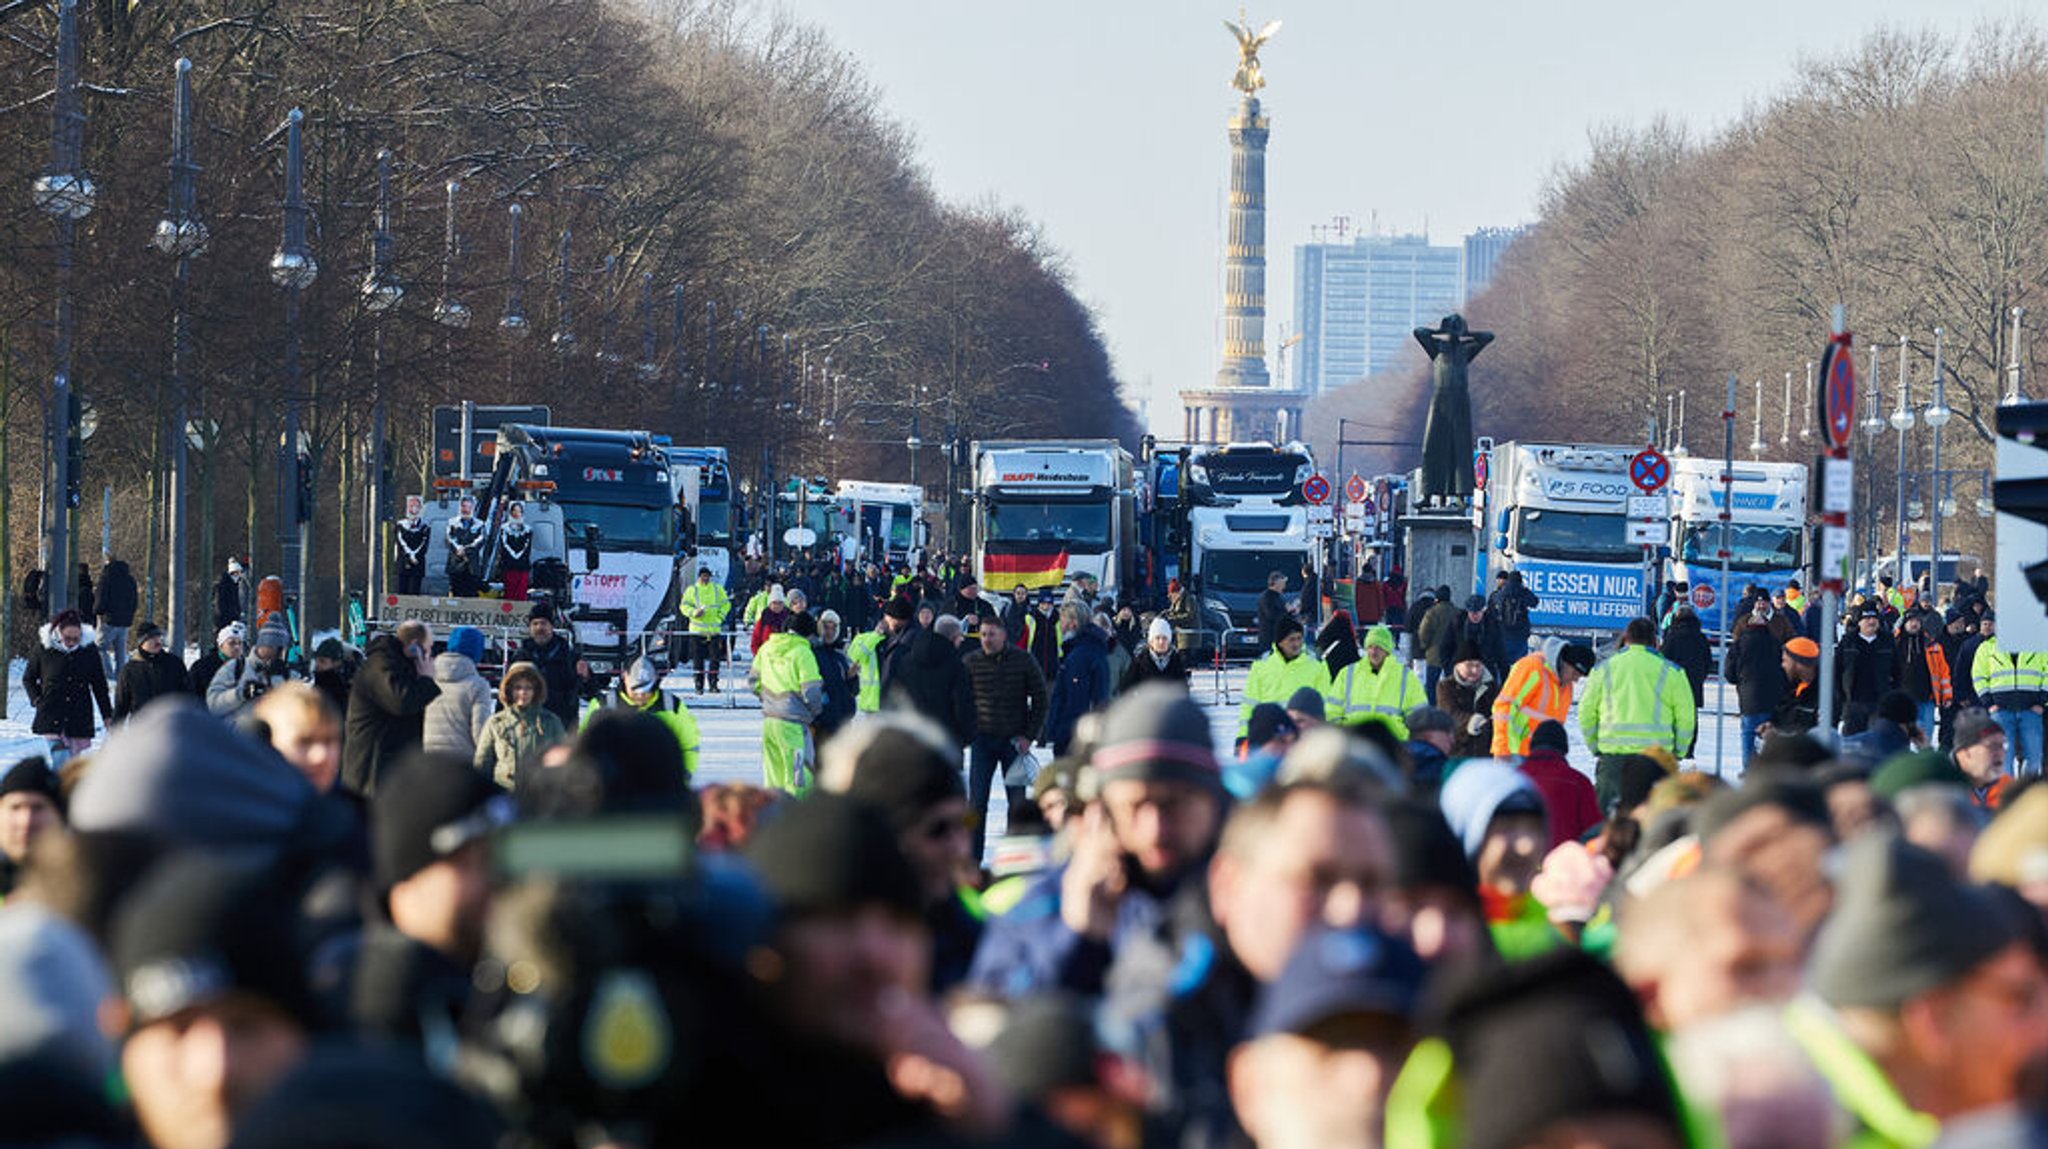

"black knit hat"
[130,621,164,649]
[1812,832,2019,1009]
[788,612,818,638]
[370,750,512,891]
[527,601,557,623]
[1558,644,1597,676]
[1433,949,1681,1149]
[832,721,965,832]
[0,758,63,817]
[1091,682,1221,788]
[1751,732,1833,773]
[745,794,922,917]
[1273,616,1303,642]
[1450,638,1485,666]
[1385,799,1479,904]
[1529,720,1569,754]
[112,851,315,1029]
[883,596,916,621]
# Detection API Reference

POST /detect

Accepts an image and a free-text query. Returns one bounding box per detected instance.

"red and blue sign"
[1628,447,1670,493]
[1821,334,1857,451]
[1344,473,1369,503]
[1303,472,1331,505]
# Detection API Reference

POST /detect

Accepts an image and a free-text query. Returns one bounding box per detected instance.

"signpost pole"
[1815,306,1857,740]
[1717,374,1735,775]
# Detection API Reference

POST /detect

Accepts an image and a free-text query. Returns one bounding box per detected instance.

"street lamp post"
[1779,370,1793,447]
[433,180,470,330]
[270,109,317,653]
[1890,335,1914,574]
[363,149,403,600]
[500,203,528,339]
[637,273,658,381]
[34,0,94,616]
[1748,381,1766,458]
[1925,327,1951,597]
[155,57,206,655]
[551,229,576,358]
[1672,389,1689,457]
[1861,343,1884,587]
[2009,307,2027,406]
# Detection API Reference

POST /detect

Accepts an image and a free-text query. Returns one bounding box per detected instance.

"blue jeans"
[1425,663,1443,700]
[1916,701,1937,742]
[967,736,1027,854]
[1994,708,2045,778]
[1740,712,1771,767]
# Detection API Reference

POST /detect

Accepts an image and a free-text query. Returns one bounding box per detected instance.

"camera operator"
[206,620,301,719]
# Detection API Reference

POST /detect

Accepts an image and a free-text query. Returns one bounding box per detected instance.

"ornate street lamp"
[363,149,400,598]
[156,57,205,653]
[433,180,470,328]
[272,108,316,653]
[35,0,94,612]
[500,203,528,337]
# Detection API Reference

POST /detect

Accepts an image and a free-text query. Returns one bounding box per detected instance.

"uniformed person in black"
[395,495,431,595]
[445,496,486,598]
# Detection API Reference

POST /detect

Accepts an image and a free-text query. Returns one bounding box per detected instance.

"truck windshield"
[696,498,732,547]
[561,503,673,551]
[985,499,1111,551]
[1515,508,1639,563]
[1680,523,1801,572]
[1203,551,1306,593]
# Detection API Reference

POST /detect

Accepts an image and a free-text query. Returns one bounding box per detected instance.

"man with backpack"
[1488,569,1540,666]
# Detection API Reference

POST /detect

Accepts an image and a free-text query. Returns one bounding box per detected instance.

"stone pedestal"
[1402,510,1478,607]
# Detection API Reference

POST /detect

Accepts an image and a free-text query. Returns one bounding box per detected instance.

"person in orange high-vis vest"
[1491,639,1597,757]
[1926,639,1954,743]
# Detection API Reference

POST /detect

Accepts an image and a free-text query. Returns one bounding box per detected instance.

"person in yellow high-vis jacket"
[1972,624,2048,778]
[1491,638,1595,759]
[677,566,731,694]
[1237,617,1327,742]
[580,657,701,779]
[845,619,886,713]
[1579,618,1697,808]
[1325,624,1426,739]
[751,612,824,793]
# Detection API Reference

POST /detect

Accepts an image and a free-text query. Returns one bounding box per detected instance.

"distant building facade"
[1291,227,1524,395]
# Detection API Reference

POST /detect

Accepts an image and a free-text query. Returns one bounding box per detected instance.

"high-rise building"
[1462,226,1523,300]
[1291,233,1462,395]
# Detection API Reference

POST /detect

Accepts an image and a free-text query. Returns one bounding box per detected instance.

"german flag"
[982,550,1069,591]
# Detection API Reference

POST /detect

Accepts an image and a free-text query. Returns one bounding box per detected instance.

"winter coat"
[1120,646,1192,693]
[213,573,242,629]
[475,701,567,790]
[1102,633,1132,695]
[1254,588,1290,650]
[1836,633,1897,712]
[512,634,584,731]
[1518,748,1602,850]
[879,623,976,744]
[114,647,190,721]
[1725,617,1788,716]
[341,634,443,796]
[24,625,111,737]
[1894,628,1938,704]
[189,649,228,698]
[812,640,857,739]
[423,652,494,760]
[313,667,353,721]
[962,644,1049,743]
[1437,666,1500,759]
[1298,569,1321,627]
[1437,613,1508,674]
[74,572,95,626]
[1415,598,1461,669]
[1318,615,1361,678]
[96,561,138,627]
[1660,616,1713,708]
[1045,627,1113,754]
[207,656,300,718]
[496,524,533,573]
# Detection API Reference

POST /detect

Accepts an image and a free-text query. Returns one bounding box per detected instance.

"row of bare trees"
[1310,21,2048,568]
[0,0,1137,640]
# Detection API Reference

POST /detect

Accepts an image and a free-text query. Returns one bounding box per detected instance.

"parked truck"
[970,440,1135,600]
[1666,457,1808,636]
[1480,441,1648,639]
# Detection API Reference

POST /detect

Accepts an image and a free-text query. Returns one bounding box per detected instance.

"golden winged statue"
[1224,14,1281,95]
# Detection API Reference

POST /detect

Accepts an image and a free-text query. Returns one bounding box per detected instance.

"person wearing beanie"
[1438,759,1558,958]
[749,583,791,655]
[512,604,588,732]
[970,683,1226,997]
[1436,593,1508,682]
[355,750,510,1046]
[422,625,494,761]
[341,621,443,797]
[820,713,980,991]
[112,620,189,723]
[879,589,977,748]
[214,556,246,631]
[1837,603,1899,721]
[1941,707,2011,809]
[1490,637,1590,758]
[1120,614,1191,692]
[1228,927,1427,1149]
[1436,637,1499,760]
[1381,799,1489,964]
[1517,720,1600,850]
[1789,832,2035,1138]
[1323,623,1424,739]
[1970,612,2048,779]
[678,563,733,695]
[189,621,247,699]
[751,607,825,794]
[1237,615,1327,744]
[1727,591,1796,767]
[23,608,112,757]
[206,618,301,720]
[1414,585,1462,695]
[113,852,316,1149]
[1402,705,1457,790]
[584,656,702,780]
[1577,618,1697,808]
[0,758,65,896]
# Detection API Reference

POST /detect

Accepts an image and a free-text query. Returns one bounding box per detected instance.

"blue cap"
[1247,927,1427,1039]
[448,626,486,664]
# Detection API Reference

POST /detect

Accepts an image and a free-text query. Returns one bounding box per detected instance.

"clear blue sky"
[783,0,2012,435]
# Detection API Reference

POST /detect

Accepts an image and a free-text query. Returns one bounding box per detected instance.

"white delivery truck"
[1481,441,1648,640]
[970,440,1136,600]
[1188,503,1312,656]
[834,480,927,569]
[1666,458,1808,636]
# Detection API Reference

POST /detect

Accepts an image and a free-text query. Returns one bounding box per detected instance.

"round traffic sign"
[1629,447,1671,493]
[1474,450,1490,489]
[1343,474,1368,504]
[1303,473,1331,505]
[1690,583,1716,610]
[1822,339,1856,451]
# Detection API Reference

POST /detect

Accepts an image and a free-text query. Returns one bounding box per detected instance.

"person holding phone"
[342,619,443,797]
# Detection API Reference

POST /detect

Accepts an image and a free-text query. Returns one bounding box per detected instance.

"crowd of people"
[12,542,2048,1149]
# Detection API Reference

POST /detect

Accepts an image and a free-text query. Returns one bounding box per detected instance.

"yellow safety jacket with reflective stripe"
[582,692,700,777]
[678,580,731,635]
[1325,657,1426,739]
[1237,647,1329,739]
[1782,997,1939,1149]
[751,631,823,724]
[1491,652,1567,756]
[1971,638,2048,701]
[1578,645,1695,756]
[846,630,884,712]
[1785,587,1807,615]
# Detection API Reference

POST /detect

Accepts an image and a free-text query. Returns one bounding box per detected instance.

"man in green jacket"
[846,618,886,713]
[1578,618,1696,808]
[752,612,825,793]
[1325,624,1427,739]
[677,565,732,694]
[1238,617,1327,743]
[582,656,700,779]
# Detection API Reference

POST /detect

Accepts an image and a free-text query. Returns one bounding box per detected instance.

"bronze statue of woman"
[1413,313,1493,505]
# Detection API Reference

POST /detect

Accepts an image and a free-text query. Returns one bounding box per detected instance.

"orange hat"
[1785,637,1820,661]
